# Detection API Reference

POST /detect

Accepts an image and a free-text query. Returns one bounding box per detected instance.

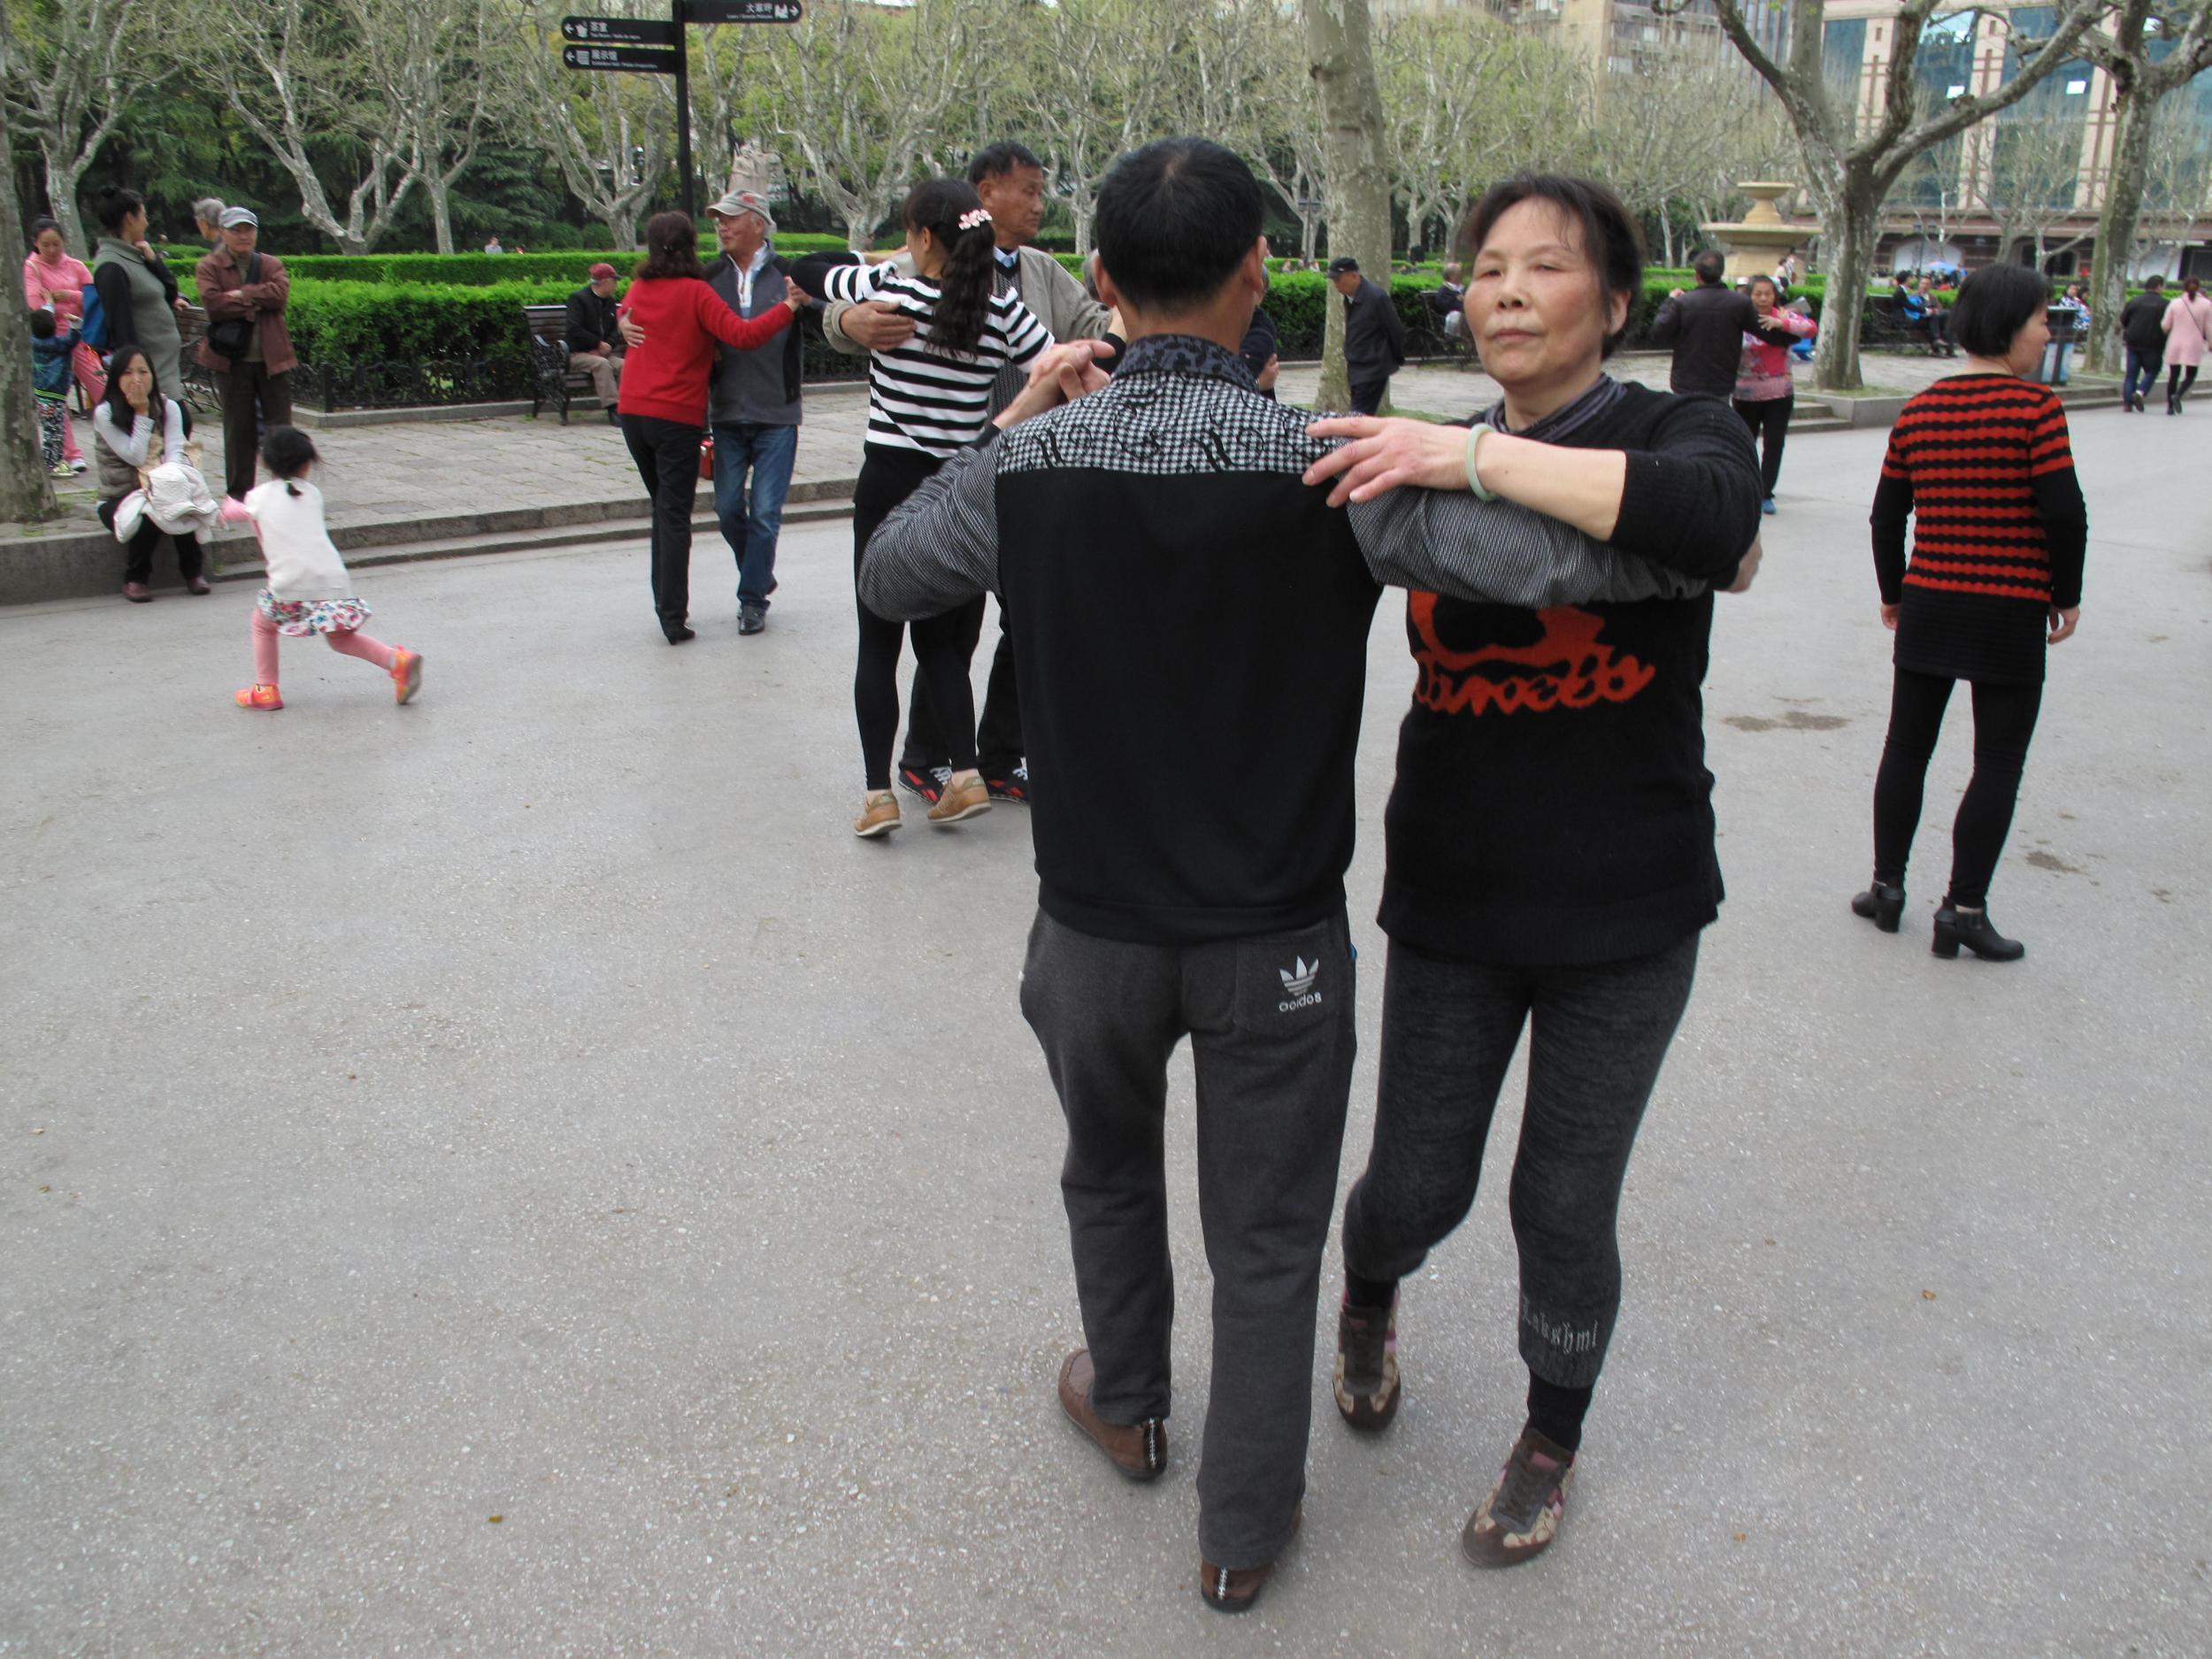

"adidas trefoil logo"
[1278,956,1322,1012]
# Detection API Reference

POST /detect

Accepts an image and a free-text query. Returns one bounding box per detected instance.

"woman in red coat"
[617,211,802,643]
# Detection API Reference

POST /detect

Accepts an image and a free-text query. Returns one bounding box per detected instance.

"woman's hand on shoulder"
[1302,416,1467,506]
[2048,605,2079,644]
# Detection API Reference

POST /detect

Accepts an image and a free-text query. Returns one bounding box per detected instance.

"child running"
[225,427,421,711]
[787,179,1055,838]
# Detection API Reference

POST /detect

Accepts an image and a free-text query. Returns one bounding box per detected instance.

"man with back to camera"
[856,137,1739,1615]
[1329,253,1408,413]
[2119,273,2167,412]
[1648,248,1802,396]
[824,141,1116,805]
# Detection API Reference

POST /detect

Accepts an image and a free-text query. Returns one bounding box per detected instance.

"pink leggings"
[252,609,397,686]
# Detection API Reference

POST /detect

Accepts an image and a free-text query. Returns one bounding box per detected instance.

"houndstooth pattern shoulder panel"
[996,340,1329,480]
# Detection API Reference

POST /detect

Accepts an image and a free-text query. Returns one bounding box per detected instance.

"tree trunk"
[1659,202,1676,268]
[427,176,457,257]
[1305,0,1394,411]
[42,150,89,257]
[1,117,58,522]
[605,214,638,253]
[1811,178,1881,394]
[2087,76,2154,374]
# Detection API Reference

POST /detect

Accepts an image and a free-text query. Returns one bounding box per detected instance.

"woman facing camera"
[1854,264,2085,961]
[1303,174,1763,1570]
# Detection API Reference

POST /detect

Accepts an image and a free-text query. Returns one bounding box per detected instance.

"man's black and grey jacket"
[859,334,1732,946]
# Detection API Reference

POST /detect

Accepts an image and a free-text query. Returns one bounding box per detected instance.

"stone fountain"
[1701,182,1809,281]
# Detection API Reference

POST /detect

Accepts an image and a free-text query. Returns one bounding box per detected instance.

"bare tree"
[0,0,177,255]
[0,12,56,521]
[2076,1,2212,372]
[1305,0,1395,410]
[1017,0,1180,257]
[1968,112,2091,267]
[2133,100,2212,273]
[1248,7,1333,263]
[515,4,673,250]
[380,0,506,256]
[1377,12,1504,257]
[189,0,418,254]
[765,0,994,251]
[1701,0,2106,390]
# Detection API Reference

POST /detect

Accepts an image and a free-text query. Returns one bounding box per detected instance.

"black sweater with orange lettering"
[1378,380,1763,966]
[1870,373,2087,686]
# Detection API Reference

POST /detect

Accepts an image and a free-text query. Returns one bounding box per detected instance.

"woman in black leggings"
[1855,263,2087,960]
[788,179,1052,838]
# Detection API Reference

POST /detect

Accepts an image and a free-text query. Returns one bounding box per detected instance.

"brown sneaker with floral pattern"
[1461,1424,1576,1567]
[1333,1292,1400,1430]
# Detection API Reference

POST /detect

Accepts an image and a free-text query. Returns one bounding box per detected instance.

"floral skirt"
[257,588,372,636]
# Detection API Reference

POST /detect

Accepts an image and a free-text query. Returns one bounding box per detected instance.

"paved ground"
[2,398,2204,1657]
[30,346,2067,557]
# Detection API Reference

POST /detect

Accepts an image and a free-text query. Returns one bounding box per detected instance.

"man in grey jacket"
[825,141,1116,804]
[626,188,803,634]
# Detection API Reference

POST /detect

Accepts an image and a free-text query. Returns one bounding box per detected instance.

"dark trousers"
[1873,665,2043,908]
[98,496,203,585]
[216,364,292,501]
[2124,348,2162,405]
[900,614,1021,778]
[621,413,703,631]
[1732,392,1791,498]
[852,445,979,789]
[1341,933,1699,1394]
[2169,364,2200,402]
[1349,375,1388,416]
[1020,906,1356,1569]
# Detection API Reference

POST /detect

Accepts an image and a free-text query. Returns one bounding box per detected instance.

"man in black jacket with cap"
[1329,254,1408,413]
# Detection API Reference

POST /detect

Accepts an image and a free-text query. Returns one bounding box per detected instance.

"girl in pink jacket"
[2161,276,2210,414]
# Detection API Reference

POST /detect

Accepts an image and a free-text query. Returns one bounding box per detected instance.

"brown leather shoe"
[185,572,213,595]
[1197,1505,1302,1614]
[122,581,152,603]
[1056,1349,1165,1481]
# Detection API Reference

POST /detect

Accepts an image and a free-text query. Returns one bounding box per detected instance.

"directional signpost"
[560,3,803,219]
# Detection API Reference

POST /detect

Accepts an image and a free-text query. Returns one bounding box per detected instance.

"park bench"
[1862,290,1948,356]
[521,303,608,425]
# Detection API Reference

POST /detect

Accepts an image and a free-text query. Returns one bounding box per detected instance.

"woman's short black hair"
[93,186,146,236]
[28,215,60,242]
[633,211,704,282]
[1457,174,1645,357]
[1950,263,2048,357]
[1094,137,1264,312]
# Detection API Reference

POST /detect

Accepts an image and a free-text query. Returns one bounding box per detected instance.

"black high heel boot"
[1850,882,1905,933]
[1931,902,2024,962]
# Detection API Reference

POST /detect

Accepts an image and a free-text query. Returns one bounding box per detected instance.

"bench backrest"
[522,303,566,342]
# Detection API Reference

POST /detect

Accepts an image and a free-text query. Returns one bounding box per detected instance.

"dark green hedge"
[233,234,858,288]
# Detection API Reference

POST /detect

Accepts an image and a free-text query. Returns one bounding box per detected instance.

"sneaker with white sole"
[1461,1424,1576,1567]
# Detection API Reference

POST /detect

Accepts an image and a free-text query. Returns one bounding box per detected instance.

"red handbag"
[697,434,715,480]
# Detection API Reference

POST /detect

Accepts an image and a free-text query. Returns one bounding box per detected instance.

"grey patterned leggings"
[1340,933,1700,1390]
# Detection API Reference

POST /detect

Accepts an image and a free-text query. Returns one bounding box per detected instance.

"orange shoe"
[391,647,423,704]
[234,683,283,710]
[853,791,902,839]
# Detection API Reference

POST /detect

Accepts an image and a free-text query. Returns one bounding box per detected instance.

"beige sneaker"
[853,791,902,838]
[926,772,991,826]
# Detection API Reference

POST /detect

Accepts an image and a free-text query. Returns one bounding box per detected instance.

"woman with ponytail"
[615,210,803,643]
[786,179,1053,837]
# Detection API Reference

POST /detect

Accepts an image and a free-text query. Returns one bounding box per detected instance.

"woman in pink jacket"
[2161,275,2210,414]
[20,216,103,470]
[1731,274,1817,514]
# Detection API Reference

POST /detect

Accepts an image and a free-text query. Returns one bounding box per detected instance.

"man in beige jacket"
[825,140,1117,808]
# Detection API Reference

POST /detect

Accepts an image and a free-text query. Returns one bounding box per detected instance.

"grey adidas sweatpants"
[1019,906,1356,1570]
[1340,933,1700,1391]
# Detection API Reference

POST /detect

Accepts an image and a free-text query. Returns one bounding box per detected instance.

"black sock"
[1525,1373,1594,1455]
[1344,1270,1397,1312]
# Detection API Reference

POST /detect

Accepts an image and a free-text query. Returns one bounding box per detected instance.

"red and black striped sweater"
[1870,373,2086,684]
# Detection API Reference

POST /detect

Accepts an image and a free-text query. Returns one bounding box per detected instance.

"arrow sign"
[562,42,678,72]
[563,15,678,45]
[687,0,802,23]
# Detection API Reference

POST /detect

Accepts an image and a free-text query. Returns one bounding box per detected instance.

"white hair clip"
[957,208,993,232]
